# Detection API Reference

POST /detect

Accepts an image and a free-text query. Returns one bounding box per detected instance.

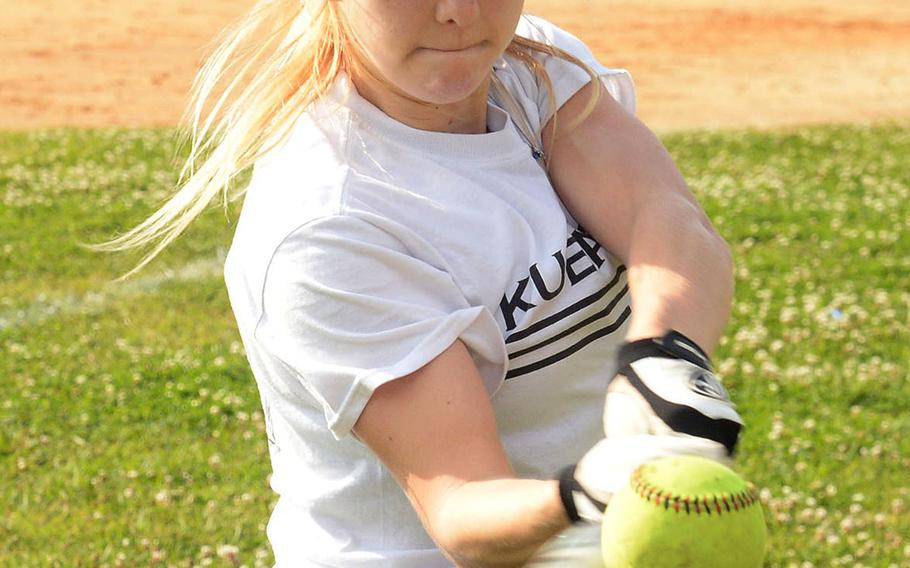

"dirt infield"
[2,0,909,131]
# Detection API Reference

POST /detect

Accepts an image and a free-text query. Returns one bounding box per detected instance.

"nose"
[435,0,480,27]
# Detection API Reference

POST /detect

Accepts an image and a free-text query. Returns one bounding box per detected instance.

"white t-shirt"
[224,15,636,567]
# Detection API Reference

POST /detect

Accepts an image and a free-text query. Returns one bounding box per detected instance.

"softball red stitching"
[630,468,760,516]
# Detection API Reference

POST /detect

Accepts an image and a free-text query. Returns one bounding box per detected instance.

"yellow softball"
[602,455,766,567]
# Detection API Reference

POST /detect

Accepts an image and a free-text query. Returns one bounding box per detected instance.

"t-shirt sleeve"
[254,214,508,439]
[505,14,637,128]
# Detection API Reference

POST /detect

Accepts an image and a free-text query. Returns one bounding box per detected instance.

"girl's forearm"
[431,478,570,568]
[623,195,733,353]
[541,82,733,354]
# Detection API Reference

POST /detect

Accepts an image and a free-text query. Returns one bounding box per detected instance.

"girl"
[99,0,742,565]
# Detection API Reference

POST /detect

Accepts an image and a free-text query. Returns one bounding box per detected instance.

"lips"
[434,46,476,52]
[423,41,486,53]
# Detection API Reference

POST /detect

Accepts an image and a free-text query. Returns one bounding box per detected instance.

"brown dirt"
[2,0,909,132]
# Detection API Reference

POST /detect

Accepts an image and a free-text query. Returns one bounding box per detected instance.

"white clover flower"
[218,544,240,560]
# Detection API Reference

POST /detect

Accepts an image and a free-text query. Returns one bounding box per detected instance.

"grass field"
[2,122,909,567]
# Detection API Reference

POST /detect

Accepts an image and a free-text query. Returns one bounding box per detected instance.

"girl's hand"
[559,434,731,524]
[604,330,743,456]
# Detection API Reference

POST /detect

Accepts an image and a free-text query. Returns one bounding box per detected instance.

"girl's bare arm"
[542,82,734,353]
[354,339,570,568]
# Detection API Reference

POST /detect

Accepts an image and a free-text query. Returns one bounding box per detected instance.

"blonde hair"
[94,0,602,279]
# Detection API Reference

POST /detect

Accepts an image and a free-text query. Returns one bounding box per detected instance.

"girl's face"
[338,0,524,115]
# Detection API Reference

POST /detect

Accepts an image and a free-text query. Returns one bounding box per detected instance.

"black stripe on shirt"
[505,265,627,345]
[508,285,629,360]
[505,305,632,380]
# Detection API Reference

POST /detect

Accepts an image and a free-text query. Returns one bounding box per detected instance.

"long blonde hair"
[94,0,602,279]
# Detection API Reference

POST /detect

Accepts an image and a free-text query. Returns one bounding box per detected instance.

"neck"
[350,73,491,135]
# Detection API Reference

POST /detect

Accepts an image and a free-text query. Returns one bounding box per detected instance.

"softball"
[601,455,766,567]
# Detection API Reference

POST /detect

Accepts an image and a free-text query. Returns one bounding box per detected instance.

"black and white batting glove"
[604,330,743,456]
[558,434,730,524]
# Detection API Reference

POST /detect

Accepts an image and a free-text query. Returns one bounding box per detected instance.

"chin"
[410,71,490,105]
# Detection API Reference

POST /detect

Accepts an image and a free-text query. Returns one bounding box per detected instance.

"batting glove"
[604,330,743,456]
[558,434,730,524]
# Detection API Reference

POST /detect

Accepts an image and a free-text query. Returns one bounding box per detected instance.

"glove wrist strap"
[619,329,711,370]
[557,465,582,524]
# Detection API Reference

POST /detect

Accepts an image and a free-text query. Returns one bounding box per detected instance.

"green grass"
[2,122,908,567]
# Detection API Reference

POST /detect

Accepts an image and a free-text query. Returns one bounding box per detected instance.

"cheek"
[346,7,421,73]
[489,1,524,52]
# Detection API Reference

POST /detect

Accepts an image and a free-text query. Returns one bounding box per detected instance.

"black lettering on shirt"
[568,226,605,268]
[500,226,608,332]
[565,249,596,285]
[500,277,537,332]
[529,251,566,301]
